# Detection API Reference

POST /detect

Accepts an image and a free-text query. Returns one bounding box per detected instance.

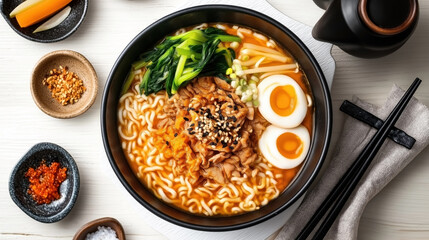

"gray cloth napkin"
[275,84,429,240]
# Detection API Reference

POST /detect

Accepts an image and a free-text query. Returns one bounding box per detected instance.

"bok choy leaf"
[121,27,241,96]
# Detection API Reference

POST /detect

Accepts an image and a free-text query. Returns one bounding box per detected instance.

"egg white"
[259,125,310,169]
[258,75,307,128]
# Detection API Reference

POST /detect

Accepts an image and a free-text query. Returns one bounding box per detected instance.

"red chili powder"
[25,161,67,204]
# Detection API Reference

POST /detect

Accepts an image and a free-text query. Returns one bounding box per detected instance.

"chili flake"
[25,161,67,205]
[43,66,86,106]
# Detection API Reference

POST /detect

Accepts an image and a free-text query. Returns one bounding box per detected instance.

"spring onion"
[122,27,241,96]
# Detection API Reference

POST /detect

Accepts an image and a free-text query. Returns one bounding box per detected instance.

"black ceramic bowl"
[0,0,88,43]
[9,142,80,223]
[101,5,332,231]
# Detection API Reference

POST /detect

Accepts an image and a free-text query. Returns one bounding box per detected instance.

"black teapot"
[312,0,419,58]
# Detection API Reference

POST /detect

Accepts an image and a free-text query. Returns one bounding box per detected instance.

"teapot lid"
[358,0,417,36]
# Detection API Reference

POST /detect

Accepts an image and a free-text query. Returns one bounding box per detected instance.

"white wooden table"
[1,0,429,239]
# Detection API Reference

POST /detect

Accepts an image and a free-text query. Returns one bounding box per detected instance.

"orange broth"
[121,23,313,215]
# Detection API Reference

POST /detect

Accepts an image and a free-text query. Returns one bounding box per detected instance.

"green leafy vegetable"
[121,27,241,96]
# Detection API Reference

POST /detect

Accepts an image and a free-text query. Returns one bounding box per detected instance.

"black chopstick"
[340,100,416,149]
[297,78,421,240]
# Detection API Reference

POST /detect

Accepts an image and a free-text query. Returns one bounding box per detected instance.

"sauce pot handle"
[313,0,334,10]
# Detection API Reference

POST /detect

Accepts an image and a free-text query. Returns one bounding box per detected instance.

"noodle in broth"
[118,23,312,216]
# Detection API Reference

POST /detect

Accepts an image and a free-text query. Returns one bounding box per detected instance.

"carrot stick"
[16,0,72,28]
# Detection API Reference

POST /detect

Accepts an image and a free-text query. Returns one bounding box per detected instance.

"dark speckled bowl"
[9,142,80,223]
[0,0,88,43]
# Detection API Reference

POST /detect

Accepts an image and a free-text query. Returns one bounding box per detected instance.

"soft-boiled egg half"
[258,75,307,128]
[259,125,310,169]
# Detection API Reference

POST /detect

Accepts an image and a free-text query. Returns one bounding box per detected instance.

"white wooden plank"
[1,0,429,239]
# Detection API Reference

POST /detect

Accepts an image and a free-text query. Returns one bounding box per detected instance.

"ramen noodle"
[118,23,313,216]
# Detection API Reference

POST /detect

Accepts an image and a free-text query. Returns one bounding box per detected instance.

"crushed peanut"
[43,66,86,106]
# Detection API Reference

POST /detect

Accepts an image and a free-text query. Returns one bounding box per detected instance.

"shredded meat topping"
[165,76,270,184]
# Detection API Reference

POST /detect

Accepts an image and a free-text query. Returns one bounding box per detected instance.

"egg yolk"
[276,132,303,159]
[270,85,297,116]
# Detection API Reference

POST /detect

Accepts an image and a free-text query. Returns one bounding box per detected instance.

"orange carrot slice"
[15,0,72,28]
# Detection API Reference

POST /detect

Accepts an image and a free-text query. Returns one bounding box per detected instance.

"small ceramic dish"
[0,0,88,43]
[73,217,126,240]
[31,50,98,119]
[9,142,80,223]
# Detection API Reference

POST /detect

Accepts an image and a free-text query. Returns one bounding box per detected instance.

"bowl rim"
[8,142,80,223]
[0,0,89,43]
[101,4,332,231]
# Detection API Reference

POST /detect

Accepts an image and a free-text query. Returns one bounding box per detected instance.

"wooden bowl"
[73,217,126,240]
[31,50,98,119]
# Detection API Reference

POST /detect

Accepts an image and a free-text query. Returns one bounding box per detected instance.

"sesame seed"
[183,117,189,121]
